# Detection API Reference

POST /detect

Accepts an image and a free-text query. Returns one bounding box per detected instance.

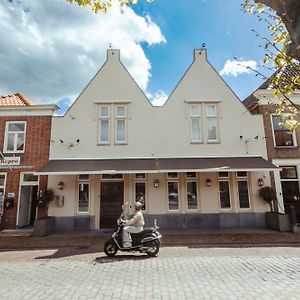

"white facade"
[44,49,275,231]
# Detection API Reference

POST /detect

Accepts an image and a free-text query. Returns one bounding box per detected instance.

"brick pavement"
[0,247,300,299]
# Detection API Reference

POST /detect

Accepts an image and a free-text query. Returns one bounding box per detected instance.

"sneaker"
[123,242,132,248]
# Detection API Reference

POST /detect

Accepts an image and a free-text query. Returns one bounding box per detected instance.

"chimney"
[194,48,207,61]
[107,49,120,61]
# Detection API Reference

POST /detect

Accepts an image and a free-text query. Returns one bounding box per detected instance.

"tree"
[242,0,300,130]
[66,0,153,13]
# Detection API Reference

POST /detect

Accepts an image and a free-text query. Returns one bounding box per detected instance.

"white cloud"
[219,59,257,77]
[148,90,168,106]
[0,0,166,103]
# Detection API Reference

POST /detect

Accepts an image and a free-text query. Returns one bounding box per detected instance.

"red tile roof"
[0,93,33,106]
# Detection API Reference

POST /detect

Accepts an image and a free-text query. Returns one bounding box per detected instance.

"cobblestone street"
[0,246,300,299]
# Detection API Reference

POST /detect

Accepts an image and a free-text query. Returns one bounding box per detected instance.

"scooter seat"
[131,228,154,236]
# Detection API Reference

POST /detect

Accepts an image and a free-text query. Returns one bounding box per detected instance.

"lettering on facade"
[0,157,20,166]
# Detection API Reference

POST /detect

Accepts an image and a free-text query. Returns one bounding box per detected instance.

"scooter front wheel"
[104,239,118,257]
[145,240,160,257]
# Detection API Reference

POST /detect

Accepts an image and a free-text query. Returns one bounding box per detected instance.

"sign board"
[0,157,20,167]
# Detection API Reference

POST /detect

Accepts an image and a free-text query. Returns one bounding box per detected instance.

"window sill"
[274,146,298,149]
[97,143,111,146]
[190,141,203,144]
[114,142,128,145]
[207,141,220,144]
[3,150,25,154]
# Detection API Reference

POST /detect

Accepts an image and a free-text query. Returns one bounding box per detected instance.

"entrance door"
[18,186,38,227]
[100,182,124,228]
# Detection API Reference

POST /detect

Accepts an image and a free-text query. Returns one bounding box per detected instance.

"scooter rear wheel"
[145,240,160,257]
[104,239,118,257]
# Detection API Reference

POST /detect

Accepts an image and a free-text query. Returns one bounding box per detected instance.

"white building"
[39,49,278,231]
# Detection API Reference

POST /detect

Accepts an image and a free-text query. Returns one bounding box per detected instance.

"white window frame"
[98,105,111,145]
[190,104,203,143]
[236,172,251,210]
[77,181,90,214]
[0,173,6,194]
[218,172,232,211]
[167,180,180,212]
[271,114,297,148]
[206,104,219,143]
[134,174,147,212]
[186,174,199,211]
[114,105,127,144]
[3,121,27,153]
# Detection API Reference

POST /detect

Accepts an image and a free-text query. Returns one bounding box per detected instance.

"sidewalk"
[1,227,300,249]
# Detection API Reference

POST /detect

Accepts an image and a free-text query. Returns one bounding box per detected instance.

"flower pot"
[265,212,290,232]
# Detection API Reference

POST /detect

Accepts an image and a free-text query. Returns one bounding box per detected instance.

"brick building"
[0,93,57,229]
[244,79,300,223]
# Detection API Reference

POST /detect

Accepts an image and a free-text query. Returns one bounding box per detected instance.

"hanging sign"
[0,157,20,166]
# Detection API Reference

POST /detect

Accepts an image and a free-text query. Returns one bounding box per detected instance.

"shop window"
[4,121,26,153]
[135,182,146,211]
[237,172,250,209]
[218,172,231,209]
[187,181,198,210]
[78,183,89,213]
[168,181,179,210]
[280,166,300,204]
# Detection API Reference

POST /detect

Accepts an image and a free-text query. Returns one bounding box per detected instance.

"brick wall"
[0,115,52,228]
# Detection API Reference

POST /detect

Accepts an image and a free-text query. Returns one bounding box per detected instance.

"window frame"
[218,172,232,211]
[271,114,297,148]
[134,174,147,212]
[236,172,251,210]
[77,181,90,214]
[206,104,219,143]
[98,105,111,145]
[3,121,27,153]
[167,180,180,212]
[186,177,199,211]
[190,104,203,143]
[114,105,127,144]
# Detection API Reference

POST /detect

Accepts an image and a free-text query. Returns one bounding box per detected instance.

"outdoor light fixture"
[58,181,64,190]
[206,178,212,187]
[257,178,264,187]
[154,179,159,188]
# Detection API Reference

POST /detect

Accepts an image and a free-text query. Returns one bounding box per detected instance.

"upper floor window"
[3,121,26,153]
[98,104,127,145]
[190,104,202,142]
[271,115,297,147]
[206,104,218,142]
[189,103,220,143]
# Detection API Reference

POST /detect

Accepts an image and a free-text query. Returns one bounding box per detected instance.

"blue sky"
[0,0,274,114]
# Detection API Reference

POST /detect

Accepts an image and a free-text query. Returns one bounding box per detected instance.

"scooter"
[104,214,162,257]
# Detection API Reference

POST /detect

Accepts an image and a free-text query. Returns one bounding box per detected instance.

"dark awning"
[37,157,278,175]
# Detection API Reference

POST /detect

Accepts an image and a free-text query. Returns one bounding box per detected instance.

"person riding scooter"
[122,201,144,248]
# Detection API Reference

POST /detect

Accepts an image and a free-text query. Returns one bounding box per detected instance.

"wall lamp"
[154,179,159,188]
[58,181,65,190]
[257,178,264,187]
[206,178,212,187]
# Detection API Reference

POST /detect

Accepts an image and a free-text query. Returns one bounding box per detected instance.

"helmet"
[134,201,143,210]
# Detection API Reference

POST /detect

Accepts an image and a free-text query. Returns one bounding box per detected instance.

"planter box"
[33,217,55,237]
[265,212,290,232]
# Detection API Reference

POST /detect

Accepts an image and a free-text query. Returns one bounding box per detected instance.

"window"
[272,115,296,147]
[237,172,250,209]
[78,183,89,213]
[4,121,26,153]
[189,103,220,143]
[280,166,300,204]
[23,174,39,182]
[101,174,123,180]
[99,105,110,144]
[206,104,218,142]
[0,174,6,195]
[218,172,231,209]
[187,181,198,210]
[98,104,127,145]
[78,174,90,181]
[168,181,179,210]
[135,174,146,211]
[190,104,202,142]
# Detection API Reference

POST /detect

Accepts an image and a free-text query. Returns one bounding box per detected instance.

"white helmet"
[134,201,142,210]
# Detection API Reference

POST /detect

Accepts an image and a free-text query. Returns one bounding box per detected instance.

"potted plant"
[258,186,290,232]
[33,189,56,237]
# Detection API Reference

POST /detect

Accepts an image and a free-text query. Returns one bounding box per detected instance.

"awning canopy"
[37,157,278,175]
